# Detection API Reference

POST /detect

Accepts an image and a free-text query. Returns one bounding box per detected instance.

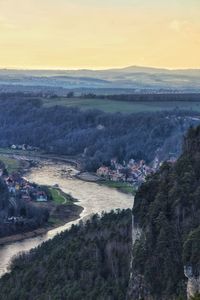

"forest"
[0,126,200,299]
[0,209,132,300]
[81,93,200,102]
[0,161,49,238]
[0,96,199,171]
[129,125,200,299]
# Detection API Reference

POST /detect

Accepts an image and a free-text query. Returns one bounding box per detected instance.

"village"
[96,157,169,187]
[10,144,40,152]
[96,158,156,186]
[0,156,82,241]
[0,165,48,225]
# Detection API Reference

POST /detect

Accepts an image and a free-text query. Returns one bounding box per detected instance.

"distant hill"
[0,66,200,94]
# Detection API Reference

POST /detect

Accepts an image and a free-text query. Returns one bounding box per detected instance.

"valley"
[1,0,200,298]
[0,159,134,277]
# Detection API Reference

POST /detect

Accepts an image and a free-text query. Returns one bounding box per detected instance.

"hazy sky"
[0,0,199,69]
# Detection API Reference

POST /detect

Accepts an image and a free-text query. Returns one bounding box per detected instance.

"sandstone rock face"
[184,266,200,299]
[126,218,151,300]
[126,271,152,300]
[186,276,200,299]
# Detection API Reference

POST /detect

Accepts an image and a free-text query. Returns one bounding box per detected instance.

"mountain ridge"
[0,66,200,93]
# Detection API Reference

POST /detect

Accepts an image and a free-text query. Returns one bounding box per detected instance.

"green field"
[49,188,75,205]
[0,155,21,173]
[50,188,67,205]
[99,180,136,195]
[42,97,200,113]
[0,147,43,156]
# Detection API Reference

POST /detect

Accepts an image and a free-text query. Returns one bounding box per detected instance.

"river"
[0,160,134,277]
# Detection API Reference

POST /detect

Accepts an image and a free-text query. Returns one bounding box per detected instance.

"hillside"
[1,66,200,93]
[0,210,132,300]
[0,98,199,171]
[0,126,200,299]
[128,125,200,299]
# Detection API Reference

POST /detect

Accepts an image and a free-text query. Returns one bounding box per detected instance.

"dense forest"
[128,125,200,299]
[0,210,132,300]
[0,177,9,216]
[81,93,200,102]
[0,126,200,299]
[0,97,199,170]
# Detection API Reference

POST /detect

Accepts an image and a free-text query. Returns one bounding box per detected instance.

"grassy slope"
[50,188,66,204]
[99,180,136,195]
[0,155,21,173]
[49,187,77,205]
[49,188,75,205]
[47,187,80,226]
[42,97,200,113]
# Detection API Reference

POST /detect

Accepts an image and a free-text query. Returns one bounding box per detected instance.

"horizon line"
[0,65,200,72]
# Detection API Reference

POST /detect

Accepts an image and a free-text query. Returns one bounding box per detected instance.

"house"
[97,166,109,177]
[96,124,105,130]
[96,158,157,187]
[22,195,31,201]
[15,183,20,190]
[36,191,48,202]
[7,216,24,224]
[8,186,16,194]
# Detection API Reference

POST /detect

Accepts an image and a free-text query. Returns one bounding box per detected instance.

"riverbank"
[98,180,136,195]
[0,151,133,246]
[76,172,137,195]
[0,148,137,196]
[0,154,84,246]
[76,172,99,182]
[0,159,134,277]
[0,204,83,246]
[0,153,32,175]
[0,148,82,170]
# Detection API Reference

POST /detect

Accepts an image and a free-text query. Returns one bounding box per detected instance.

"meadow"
[99,180,136,195]
[0,155,21,174]
[49,187,77,205]
[42,97,200,113]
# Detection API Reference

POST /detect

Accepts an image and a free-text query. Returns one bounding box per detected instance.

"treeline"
[0,177,9,212]
[0,160,49,238]
[0,198,49,238]
[1,127,200,299]
[0,209,132,300]
[0,97,199,171]
[128,125,200,300]
[80,93,200,102]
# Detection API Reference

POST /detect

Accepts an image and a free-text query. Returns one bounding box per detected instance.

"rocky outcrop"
[184,266,200,299]
[127,270,152,300]
[126,215,148,300]
[128,125,200,299]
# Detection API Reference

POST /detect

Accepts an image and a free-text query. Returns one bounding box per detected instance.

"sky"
[0,0,200,69]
